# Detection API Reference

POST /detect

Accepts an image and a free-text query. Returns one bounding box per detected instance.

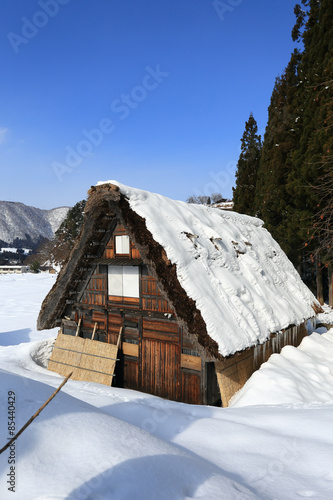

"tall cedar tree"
[233,113,262,215]
[29,200,86,267]
[287,0,333,257]
[255,50,302,264]
[51,199,86,264]
[255,0,332,274]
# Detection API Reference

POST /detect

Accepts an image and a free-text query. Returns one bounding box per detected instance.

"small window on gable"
[108,266,139,298]
[115,235,130,255]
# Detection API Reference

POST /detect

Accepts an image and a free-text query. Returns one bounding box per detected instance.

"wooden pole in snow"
[0,372,73,455]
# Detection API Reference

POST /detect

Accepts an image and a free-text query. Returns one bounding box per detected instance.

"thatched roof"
[38,181,319,360]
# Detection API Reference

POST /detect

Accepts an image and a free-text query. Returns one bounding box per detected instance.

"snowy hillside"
[0,201,69,245]
[1,274,333,499]
[44,206,70,234]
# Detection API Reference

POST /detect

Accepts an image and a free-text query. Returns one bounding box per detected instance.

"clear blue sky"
[0,0,298,209]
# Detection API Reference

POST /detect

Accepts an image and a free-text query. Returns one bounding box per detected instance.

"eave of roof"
[94,258,143,266]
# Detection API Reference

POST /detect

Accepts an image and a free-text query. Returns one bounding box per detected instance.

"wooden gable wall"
[62,222,219,405]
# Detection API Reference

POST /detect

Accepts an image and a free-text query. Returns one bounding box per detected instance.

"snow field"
[0,274,333,499]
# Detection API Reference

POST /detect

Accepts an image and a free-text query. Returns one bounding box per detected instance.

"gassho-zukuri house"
[37,181,320,406]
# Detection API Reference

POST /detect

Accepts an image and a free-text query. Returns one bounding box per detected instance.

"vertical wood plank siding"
[123,358,139,388]
[141,273,174,314]
[181,371,201,404]
[142,339,181,400]
[81,266,107,307]
[215,323,308,407]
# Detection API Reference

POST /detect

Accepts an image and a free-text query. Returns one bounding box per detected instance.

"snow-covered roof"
[97,181,318,357]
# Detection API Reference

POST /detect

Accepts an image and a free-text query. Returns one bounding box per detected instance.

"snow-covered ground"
[1,274,333,499]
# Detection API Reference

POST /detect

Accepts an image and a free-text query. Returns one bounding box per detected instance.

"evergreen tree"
[254,0,332,274]
[30,260,41,273]
[50,199,86,264]
[29,200,86,267]
[233,113,262,215]
[287,0,333,256]
[55,199,86,243]
[308,81,333,302]
[255,50,303,263]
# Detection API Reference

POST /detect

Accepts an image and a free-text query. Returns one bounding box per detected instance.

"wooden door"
[141,339,181,401]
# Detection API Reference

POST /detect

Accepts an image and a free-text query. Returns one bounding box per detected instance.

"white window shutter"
[115,235,130,254]
[108,266,139,298]
[108,267,123,296]
[123,267,140,298]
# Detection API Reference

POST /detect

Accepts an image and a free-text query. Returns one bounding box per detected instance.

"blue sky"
[0,0,298,209]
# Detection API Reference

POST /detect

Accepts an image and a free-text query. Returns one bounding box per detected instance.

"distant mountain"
[0,201,70,248]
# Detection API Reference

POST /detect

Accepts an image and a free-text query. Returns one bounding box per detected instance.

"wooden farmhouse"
[37,181,320,406]
[0,265,29,274]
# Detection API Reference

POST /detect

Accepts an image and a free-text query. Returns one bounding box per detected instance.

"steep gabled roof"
[38,181,319,360]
